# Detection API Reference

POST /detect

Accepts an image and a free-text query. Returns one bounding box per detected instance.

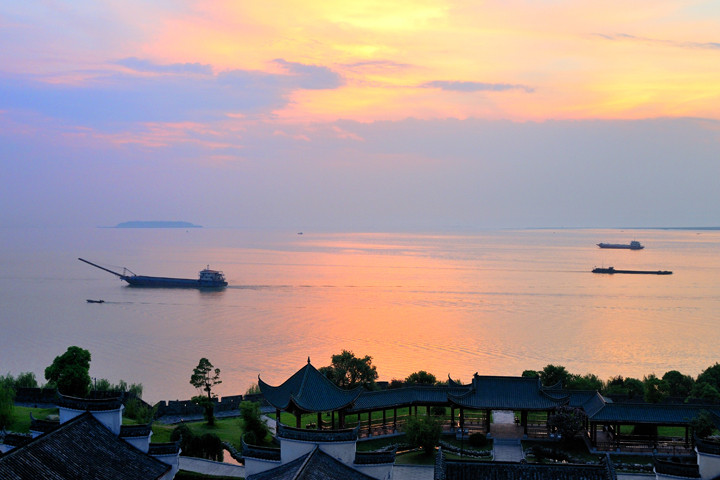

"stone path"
[490,410,525,461]
[492,438,524,462]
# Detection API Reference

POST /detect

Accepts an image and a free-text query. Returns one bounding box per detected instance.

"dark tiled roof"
[119,424,152,438]
[0,434,31,448]
[259,360,362,413]
[56,393,123,412]
[351,385,471,412]
[246,447,377,480]
[147,442,180,456]
[277,423,359,442]
[0,412,170,480]
[29,415,60,435]
[588,403,720,425]
[448,375,568,410]
[654,458,700,478]
[436,453,616,480]
[696,437,720,455]
[354,450,396,464]
[439,461,616,480]
[242,438,281,461]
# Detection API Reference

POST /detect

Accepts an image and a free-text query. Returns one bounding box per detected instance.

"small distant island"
[114,221,202,228]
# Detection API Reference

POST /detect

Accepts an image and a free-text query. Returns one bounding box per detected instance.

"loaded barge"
[597,241,644,250]
[79,258,228,288]
[592,266,672,275]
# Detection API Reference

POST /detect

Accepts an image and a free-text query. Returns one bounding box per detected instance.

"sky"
[2,1,720,230]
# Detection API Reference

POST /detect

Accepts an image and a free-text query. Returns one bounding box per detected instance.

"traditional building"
[0,394,180,480]
[434,448,619,480]
[243,424,395,479]
[259,358,363,429]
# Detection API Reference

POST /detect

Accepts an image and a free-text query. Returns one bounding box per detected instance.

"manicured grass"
[8,406,58,433]
[356,435,406,452]
[151,417,245,448]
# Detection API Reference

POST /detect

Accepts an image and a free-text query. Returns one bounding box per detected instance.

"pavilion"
[258,358,363,429]
[258,360,720,453]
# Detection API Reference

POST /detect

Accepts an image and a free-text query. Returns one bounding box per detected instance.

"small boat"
[79,258,228,288]
[86,299,105,303]
[592,266,672,275]
[597,241,644,250]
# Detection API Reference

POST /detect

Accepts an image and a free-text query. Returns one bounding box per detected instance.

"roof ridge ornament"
[308,356,311,364]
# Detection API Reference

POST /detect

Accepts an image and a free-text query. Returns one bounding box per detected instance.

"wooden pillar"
[459,407,465,435]
[382,409,386,429]
[317,412,322,430]
[332,410,335,429]
[485,409,491,433]
[340,410,345,429]
[296,413,301,429]
[521,410,528,434]
[276,408,281,424]
[393,407,397,431]
[368,411,372,436]
[451,406,456,430]
[685,426,689,447]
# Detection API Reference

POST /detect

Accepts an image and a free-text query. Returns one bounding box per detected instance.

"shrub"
[404,416,442,455]
[468,432,487,448]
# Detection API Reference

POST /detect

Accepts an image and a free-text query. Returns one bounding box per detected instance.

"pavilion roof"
[588,403,720,425]
[448,375,568,410]
[258,359,362,414]
[350,385,471,412]
[246,446,376,480]
[0,412,169,480]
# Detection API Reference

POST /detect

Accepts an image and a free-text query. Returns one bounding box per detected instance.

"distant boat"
[86,299,105,303]
[592,266,672,275]
[78,258,228,288]
[597,240,644,250]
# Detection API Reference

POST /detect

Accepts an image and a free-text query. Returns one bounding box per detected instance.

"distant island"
[114,221,202,228]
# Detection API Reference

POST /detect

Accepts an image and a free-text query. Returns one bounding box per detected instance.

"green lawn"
[8,406,58,433]
[152,417,246,448]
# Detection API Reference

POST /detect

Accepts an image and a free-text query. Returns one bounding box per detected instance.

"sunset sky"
[2,1,720,229]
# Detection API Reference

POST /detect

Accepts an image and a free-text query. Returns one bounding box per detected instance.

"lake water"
[1,227,718,404]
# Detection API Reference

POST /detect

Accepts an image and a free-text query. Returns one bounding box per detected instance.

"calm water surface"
[1,227,718,403]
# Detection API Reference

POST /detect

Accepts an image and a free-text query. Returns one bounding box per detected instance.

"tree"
[0,382,14,429]
[688,382,720,403]
[624,378,645,399]
[405,371,437,385]
[643,374,668,403]
[522,370,540,378]
[14,372,38,389]
[170,424,224,461]
[190,358,222,425]
[539,364,571,387]
[44,346,91,397]
[547,407,585,444]
[240,400,269,445]
[566,373,603,391]
[320,350,378,389]
[691,410,716,439]
[697,363,720,391]
[661,370,694,398]
[404,415,442,455]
